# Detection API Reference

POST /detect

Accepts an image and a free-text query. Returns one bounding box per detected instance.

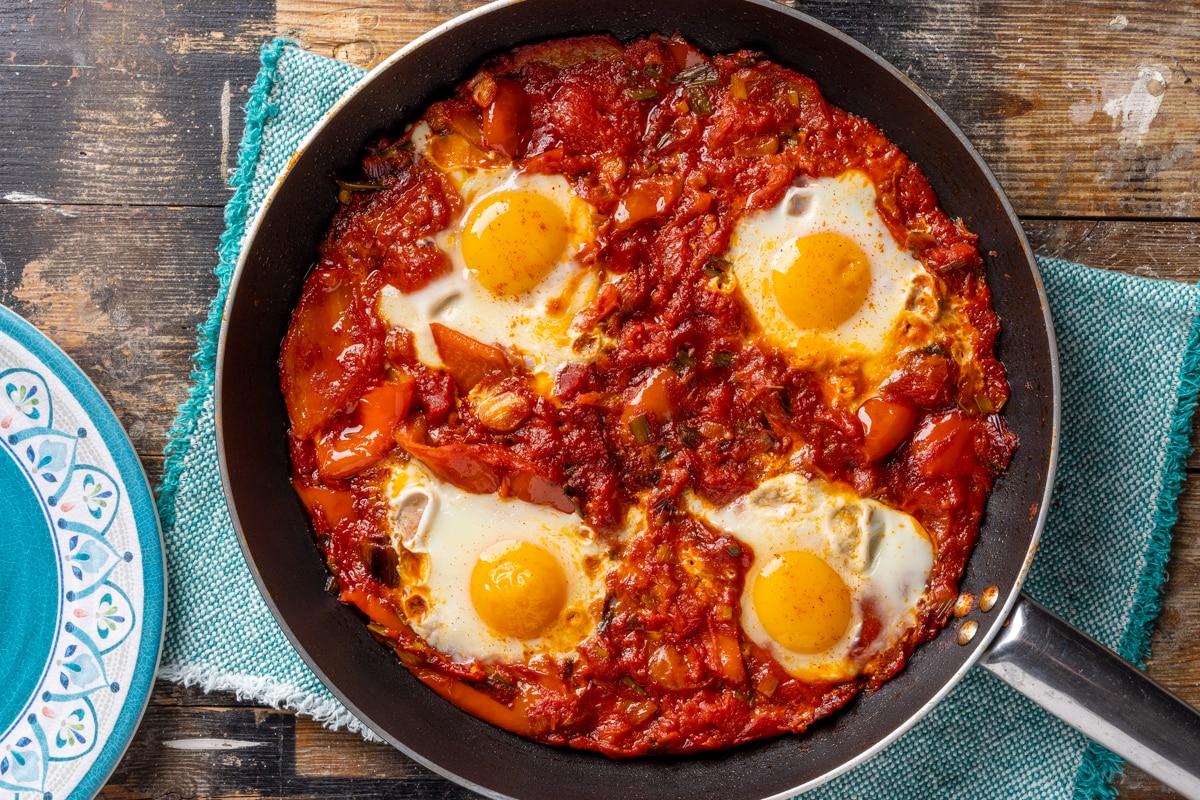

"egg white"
[385,458,611,664]
[377,123,603,379]
[727,170,937,360]
[687,472,934,682]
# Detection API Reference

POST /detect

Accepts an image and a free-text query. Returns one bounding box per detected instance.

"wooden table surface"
[2,0,1198,797]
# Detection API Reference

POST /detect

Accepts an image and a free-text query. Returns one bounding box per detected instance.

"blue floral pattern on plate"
[0,307,164,800]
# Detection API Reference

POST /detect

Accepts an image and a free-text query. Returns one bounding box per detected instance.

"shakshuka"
[278,33,1017,756]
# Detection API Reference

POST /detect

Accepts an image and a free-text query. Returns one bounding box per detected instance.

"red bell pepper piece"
[316,375,415,481]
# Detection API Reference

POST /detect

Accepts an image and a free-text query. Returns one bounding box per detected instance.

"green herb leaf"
[489,672,517,691]
[630,413,653,444]
[670,62,720,87]
[713,351,735,368]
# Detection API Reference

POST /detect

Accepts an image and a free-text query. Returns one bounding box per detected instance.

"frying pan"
[215,0,1200,797]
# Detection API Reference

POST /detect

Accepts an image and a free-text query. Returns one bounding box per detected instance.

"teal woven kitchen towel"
[156,40,1200,799]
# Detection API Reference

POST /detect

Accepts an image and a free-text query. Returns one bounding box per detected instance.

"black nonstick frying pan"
[215,0,1200,797]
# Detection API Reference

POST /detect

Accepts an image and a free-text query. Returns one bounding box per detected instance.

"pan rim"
[214,1,1063,797]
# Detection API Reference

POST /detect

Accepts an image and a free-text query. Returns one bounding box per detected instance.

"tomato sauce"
[279,33,1017,756]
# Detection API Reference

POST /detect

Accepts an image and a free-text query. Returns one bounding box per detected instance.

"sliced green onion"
[670,62,719,86]
[674,348,697,371]
[678,424,701,450]
[335,178,385,192]
[365,622,391,637]
[563,484,586,517]
[726,544,742,557]
[489,672,517,691]
[688,86,714,115]
[625,86,660,101]
[713,351,735,368]
[621,676,647,695]
[630,414,652,444]
[703,255,731,277]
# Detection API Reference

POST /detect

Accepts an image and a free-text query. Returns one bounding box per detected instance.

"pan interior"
[217,1,1056,798]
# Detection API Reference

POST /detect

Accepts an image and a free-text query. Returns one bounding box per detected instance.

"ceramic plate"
[0,304,164,800]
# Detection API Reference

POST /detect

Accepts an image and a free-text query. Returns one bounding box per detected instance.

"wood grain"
[275,0,480,68]
[1023,219,1200,282]
[0,203,222,475]
[0,1,273,206]
[803,0,1200,220]
[277,0,1200,219]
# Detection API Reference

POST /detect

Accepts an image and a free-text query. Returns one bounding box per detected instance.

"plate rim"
[0,303,166,800]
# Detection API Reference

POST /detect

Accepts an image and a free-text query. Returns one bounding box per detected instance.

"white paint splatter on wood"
[3,193,80,218]
[1103,64,1170,144]
[4,192,56,203]
[162,737,266,751]
[1109,14,1129,30]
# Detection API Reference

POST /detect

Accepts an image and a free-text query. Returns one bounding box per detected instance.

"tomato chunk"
[293,482,357,531]
[482,78,532,160]
[620,367,677,441]
[398,436,575,514]
[316,376,415,480]
[668,37,706,69]
[707,626,746,685]
[910,410,977,477]
[280,268,384,440]
[399,439,503,494]
[613,176,683,230]
[857,397,918,462]
[430,322,512,391]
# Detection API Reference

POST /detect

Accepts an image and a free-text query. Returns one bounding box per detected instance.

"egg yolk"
[753,550,852,654]
[771,232,871,331]
[462,190,570,296]
[470,539,568,640]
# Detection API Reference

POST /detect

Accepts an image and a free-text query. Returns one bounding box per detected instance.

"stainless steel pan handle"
[980,593,1200,799]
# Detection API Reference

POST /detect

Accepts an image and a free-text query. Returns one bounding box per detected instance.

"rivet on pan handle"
[981,593,1200,799]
